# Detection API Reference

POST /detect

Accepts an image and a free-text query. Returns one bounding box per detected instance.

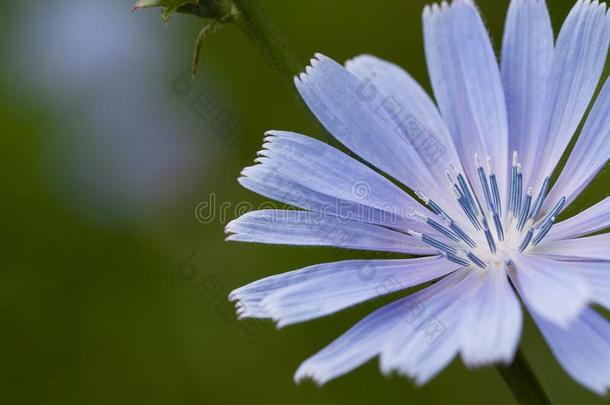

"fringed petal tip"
[224,210,269,236]
[293,53,332,86]
[423,0,475,18]
[230,299,290,329]
[294,364,329,387]
[241,130,305,166]
[224,216,245,240]
[235,130,281,166]
[224,220,236,235]
[378,356,448,387]
[378,345,517,386]
[461,351,517,370]
[343,54,372,70]
[227,288,241,302]
[227,272,302,327]
[394,351,521,386]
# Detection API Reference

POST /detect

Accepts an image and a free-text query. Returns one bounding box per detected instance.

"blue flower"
[228,0,610,394]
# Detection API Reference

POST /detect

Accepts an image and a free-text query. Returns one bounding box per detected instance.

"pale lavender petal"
[534,233,610,261]
[545,76,610,211]
[548,196,610,241]
[459,264,522,367]
[509,253,590,327]
[239,130,432,234]
[380,269,480,385]
[531,307,610,395]
[535,1,610,192]
[296,269,471,386]
[501,0,554,190]
[423,0,509,202]
[574,261,610,310]
[225,210,433,255]
[381,267,522,382]
[344,55,464,197]
[294,53,459,213]
[230,256,460,327]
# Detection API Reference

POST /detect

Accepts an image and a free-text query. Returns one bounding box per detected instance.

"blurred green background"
[1,0,609,404]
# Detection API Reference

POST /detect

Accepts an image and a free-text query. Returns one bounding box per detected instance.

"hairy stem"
[497,349,552,405]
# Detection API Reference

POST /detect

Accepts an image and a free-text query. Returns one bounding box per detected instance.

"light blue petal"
[531,307,610,395]
[544,76,610,211]
[548,196,610,240]
[225,210,434,255]
[459,265,522,367]
[535,0,610,192]
[575,262,610,310]
[344,55,464,203]
[501,0,554,190]
[379,269,474,385]
[381,269,522,384]
[423,0,509,203]
[293,265,522,387]
[534,233,610,261]
[382,267,521,382]
[296,268,472,386]
[230,256,460,327]
[239,130,434,235]
[294,54,459,213]
[510,253,590,328]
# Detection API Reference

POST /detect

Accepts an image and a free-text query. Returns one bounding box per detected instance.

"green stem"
[231,0,303,101]
[497,349,552,405]
[229,0,337,145]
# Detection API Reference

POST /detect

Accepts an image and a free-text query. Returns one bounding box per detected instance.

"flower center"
[410,152,565,270]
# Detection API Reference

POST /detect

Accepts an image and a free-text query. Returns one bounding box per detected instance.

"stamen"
[408,230,457,255]
[493,212,504,241]
[519,196,564,250]
[445,170,459,192]
[475,154,494,212]
[447,174,466,210]
[415,190,429,204]
[453,188,482,230]
[423,234,457,255]
[416,191,445,217]
[414,212,459,242]
[416,156,559,265]
[443,252,472,267]
[481,217,497,254]
[517,187,533,231]
[515,164,523,216]
[448,162,480,218]
[535,197,566,230]
[518,229,534,252]
[467,251,487,269]
[532,216,556,247]
[456,171,480,217]
[488,157,502,217]
[508,151,518,215]
[528,177,550,221]
[439,213,477,248]
[486,157,494,175]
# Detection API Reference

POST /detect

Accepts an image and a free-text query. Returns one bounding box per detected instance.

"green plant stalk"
[498,349,552,405]
[229,0,339,145]
[231,0,303,101]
